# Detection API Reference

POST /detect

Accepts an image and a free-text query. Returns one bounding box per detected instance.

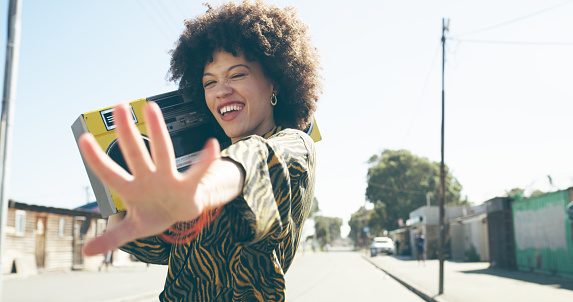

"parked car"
[370,237,394,257]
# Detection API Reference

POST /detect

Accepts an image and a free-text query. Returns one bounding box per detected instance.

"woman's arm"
[222,129,316,249]
[80,102,244,256]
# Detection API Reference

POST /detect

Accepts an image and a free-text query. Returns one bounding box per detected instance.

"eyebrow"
[203,64,251,78]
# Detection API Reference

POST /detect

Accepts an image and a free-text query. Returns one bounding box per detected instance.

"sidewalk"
[363,253,573,302]
[2,263,168,302]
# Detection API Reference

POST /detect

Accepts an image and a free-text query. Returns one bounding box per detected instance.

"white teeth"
[219,105,242,115]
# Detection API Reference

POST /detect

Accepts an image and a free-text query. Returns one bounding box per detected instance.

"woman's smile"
[217,101,245,121]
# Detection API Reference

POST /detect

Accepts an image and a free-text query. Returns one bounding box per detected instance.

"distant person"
[417,233,426,265]
[402,242,411,256]
[98,250,112,272]
[395,239,400,255]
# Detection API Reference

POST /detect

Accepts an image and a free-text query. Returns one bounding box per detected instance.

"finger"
[78,133,133,188]
[82,218,136,256]
[187,138,220,178]
[113,103,155,176]
[143,101,176,173]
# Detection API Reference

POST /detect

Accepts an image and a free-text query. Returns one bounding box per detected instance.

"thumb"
[189,138,221,176]
[82,219,136,256]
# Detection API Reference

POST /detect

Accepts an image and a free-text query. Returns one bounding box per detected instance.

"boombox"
[72,90,321,218]
[72,90,231,217]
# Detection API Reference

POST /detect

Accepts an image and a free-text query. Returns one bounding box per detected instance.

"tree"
[365,149,466,231]
[314,216,342,246]
[307,197,320,218]
[505,187,524,199]
[348,203,390,248]
[529,190,544,198]
[348,206,370,246]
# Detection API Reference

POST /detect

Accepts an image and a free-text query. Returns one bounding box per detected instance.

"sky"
[0,0,572,237]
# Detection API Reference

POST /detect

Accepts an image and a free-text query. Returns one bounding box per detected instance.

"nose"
[215,80,233,99]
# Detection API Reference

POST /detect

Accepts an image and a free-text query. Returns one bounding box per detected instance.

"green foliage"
[506,187,524,199]
[529,190,544,198]
[365,149,466,231]
[307,197,320,218]
[347,203,391,247]
[347,206,370,246]
[314,216,343,245]
[368,203,388,237]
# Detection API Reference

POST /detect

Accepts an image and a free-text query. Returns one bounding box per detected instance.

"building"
[484,196,515,269]
[511,188,573,277]
[3,200,106,276]
[405,205,469,260]
[449,203,490,262]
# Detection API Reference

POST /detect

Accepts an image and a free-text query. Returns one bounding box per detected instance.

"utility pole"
[0,0,22,298]
[438,17,449,295]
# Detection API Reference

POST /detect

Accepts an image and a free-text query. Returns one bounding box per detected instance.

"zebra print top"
[120,126,316,301]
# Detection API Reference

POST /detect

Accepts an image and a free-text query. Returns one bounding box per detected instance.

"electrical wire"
[136,0,173,42]
[402,41,441,146]
[451,0,573,38]
[367,181,427,196]
[151,0,183,33]
[449,38,573,46]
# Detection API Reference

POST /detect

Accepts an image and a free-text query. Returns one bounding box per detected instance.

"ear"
[271,82,279,96]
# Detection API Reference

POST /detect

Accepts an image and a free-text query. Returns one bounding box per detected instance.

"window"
[59,217,66,237]
[92,220,97,237]
[15,210,26,236]
[97,219,107,236]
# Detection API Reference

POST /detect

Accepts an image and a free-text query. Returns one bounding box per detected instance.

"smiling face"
[202,51,276,143]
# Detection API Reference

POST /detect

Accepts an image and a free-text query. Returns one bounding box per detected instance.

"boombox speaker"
[72,90,231,217]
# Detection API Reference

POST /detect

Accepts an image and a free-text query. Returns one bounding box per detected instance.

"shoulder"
[268,128,315,152]
[224,128,315,153]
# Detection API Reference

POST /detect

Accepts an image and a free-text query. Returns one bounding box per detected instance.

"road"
[285,248,424,301]
[2,249,424,301]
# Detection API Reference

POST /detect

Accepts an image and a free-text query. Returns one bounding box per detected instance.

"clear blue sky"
[1,0,572,236]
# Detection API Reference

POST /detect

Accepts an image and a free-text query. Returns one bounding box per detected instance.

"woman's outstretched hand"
[79,102,224,256]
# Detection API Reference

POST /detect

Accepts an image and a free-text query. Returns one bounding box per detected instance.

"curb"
[361,253,444,302]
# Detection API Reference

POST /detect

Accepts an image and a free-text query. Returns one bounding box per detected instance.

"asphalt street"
[2,248,423,302]
[285,248,424,301]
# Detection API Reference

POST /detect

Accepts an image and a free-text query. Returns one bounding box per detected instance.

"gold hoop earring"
[271,93,278,106]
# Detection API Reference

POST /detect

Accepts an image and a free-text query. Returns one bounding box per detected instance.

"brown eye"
[203,80,215,88]
[231,73,246,79]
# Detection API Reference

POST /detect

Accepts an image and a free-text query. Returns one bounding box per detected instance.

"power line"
[367,181,427,195]
[321,164,428,196]
[451,0,573,38]
[136,0,173,42]
[402,42,441,145]
[150,0,183,33]
[450,38,573,46]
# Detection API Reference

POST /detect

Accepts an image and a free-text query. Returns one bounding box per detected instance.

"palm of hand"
[79,102,219,256]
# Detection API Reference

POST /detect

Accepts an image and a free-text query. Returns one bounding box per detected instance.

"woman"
[79,1,321,301]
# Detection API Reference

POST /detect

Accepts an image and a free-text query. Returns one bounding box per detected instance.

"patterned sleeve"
[221,129,316,250]
[119,236,171,265]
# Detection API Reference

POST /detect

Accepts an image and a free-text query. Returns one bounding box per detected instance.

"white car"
[369,237,395,257]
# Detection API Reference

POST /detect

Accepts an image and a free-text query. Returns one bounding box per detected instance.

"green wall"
[512,190,573,277]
